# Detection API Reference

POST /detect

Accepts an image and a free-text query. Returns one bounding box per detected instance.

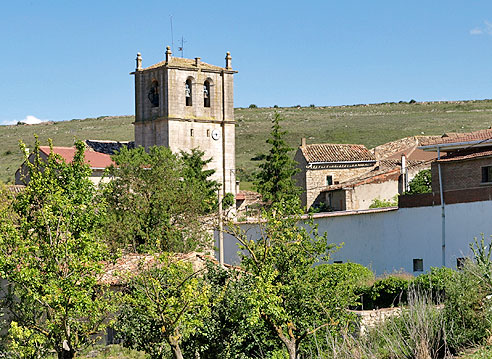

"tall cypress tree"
[254,112,301,206]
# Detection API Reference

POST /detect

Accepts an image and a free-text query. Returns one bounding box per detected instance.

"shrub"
[413,266,454,300]
[369,195,398,208]
[248,104,257,109]
[406,169,432,195]
[357,274,413,309]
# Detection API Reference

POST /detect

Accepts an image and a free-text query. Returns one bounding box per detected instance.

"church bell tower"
[131,47,237,196]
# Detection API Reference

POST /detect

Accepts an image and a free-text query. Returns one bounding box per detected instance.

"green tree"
[406,169,432,195]
[254,113,301,206]
[0,138,116,359]
[180,148,219,213]
[102,146,214,253]
[115,253,210,359]
[369,195,399,208]
[233,200,359,359]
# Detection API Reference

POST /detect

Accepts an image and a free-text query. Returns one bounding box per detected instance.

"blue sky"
[1,0,492,124]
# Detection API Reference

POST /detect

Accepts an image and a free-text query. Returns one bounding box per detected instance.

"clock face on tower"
[211,129,220,141]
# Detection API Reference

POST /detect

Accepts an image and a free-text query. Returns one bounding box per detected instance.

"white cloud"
[0,115,47,126]
[22,115,44,125]
[470,27,483,35]
[470,21,492,36]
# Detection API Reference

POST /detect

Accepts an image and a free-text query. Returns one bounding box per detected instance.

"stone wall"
[305,165,375,208]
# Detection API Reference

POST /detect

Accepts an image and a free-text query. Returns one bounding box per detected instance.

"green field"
[2,100,492,184]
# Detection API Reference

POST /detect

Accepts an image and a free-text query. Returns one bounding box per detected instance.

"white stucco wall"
[216,200,492,275]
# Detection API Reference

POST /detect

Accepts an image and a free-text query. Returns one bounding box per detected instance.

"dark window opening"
[148,80,159,107]
[185,79,193,106]
[334,260,343,264]
[457,257,466,270]
[190,129,194,137]
[413,258,423,272]
[206,129,210,137]
[204,81,211,107]
[326,175,333,186]
[482,166,492,183]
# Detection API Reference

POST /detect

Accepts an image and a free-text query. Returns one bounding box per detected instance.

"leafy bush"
[249,104,258,109]
[413,266,454,300]
[406,169,432,195]
[369,195,398,208]
[357,274,413,309]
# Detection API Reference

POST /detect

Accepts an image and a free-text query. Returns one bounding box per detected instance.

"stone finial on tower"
[165,46,172,64]
[225,51,232,69]
[195,57,201,67]
[136,52,142,71]
[301,137,306,147]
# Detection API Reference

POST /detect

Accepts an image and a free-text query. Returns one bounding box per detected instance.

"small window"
[206,129,210,137]
[204,81,211,108]
[148,80,159,107]
[413,258,423,272]
[190,129,194,137]
[326,175,333,186]
[185,79,193,107]
[457,257,466,270]
[334,260,343,264]
[482,166,492,183]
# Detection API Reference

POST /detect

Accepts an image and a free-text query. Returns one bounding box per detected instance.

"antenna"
[178,36,187,57]
[170,15,174,53]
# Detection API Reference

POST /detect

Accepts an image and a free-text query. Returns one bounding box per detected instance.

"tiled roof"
[373,136,439,161]
[419,129,492,147]
[322,159,429,191]
[6,185,25,194]
[100,252,240,286]
[39,146,114,169]
[437,148,492,162]
[301,144,375,163]
[142,57,226,72]
[85,140,134,155]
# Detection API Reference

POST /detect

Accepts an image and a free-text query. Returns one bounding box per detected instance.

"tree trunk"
[168,335,184,359]
[285,341,299,359]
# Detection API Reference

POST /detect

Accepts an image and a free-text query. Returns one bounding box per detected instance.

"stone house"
[318,159,430,211]
[293,139,377,209]
[15,145,115,186]
[294,137,437,210]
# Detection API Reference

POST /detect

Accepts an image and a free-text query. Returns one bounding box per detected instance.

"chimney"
[301,137,306,147]
[165,46,172,64]
[225,51,232,69]
[195,57,201,67]
[136,52,142,71]
[401,154,408,192]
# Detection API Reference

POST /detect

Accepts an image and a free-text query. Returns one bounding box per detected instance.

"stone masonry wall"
[305,165,375,209]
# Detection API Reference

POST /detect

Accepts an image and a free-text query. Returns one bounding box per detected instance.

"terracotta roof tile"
[419,129,492,147]
[301,144,375,163]
[39,146,114,169]
[437,148,492,162]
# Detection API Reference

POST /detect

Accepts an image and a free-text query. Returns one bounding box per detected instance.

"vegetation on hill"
[3,100,492,183]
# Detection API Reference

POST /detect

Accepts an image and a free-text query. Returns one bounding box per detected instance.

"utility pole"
[218,189,224,266]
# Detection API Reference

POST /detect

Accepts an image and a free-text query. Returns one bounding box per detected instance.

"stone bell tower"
[131,47,237,196]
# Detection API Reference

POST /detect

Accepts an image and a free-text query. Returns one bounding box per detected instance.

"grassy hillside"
[2,100,492,184]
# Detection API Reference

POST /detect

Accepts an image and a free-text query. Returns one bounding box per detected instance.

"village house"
[294,136,437,211]
[15,143,122,186]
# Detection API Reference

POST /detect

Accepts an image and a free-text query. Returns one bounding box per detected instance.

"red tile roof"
[437,148,492,162]
[301,144,375,163]
[419,129,492,147]
[39,146,114,169]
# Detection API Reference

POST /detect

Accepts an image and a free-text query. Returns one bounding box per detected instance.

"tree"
[0,138,117,359]
[115,253,210,359]
[406,169,432,195]
[102,146,215,253]
[254,113,301,206]
[233,200,359,359]
[180,148,219,213]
